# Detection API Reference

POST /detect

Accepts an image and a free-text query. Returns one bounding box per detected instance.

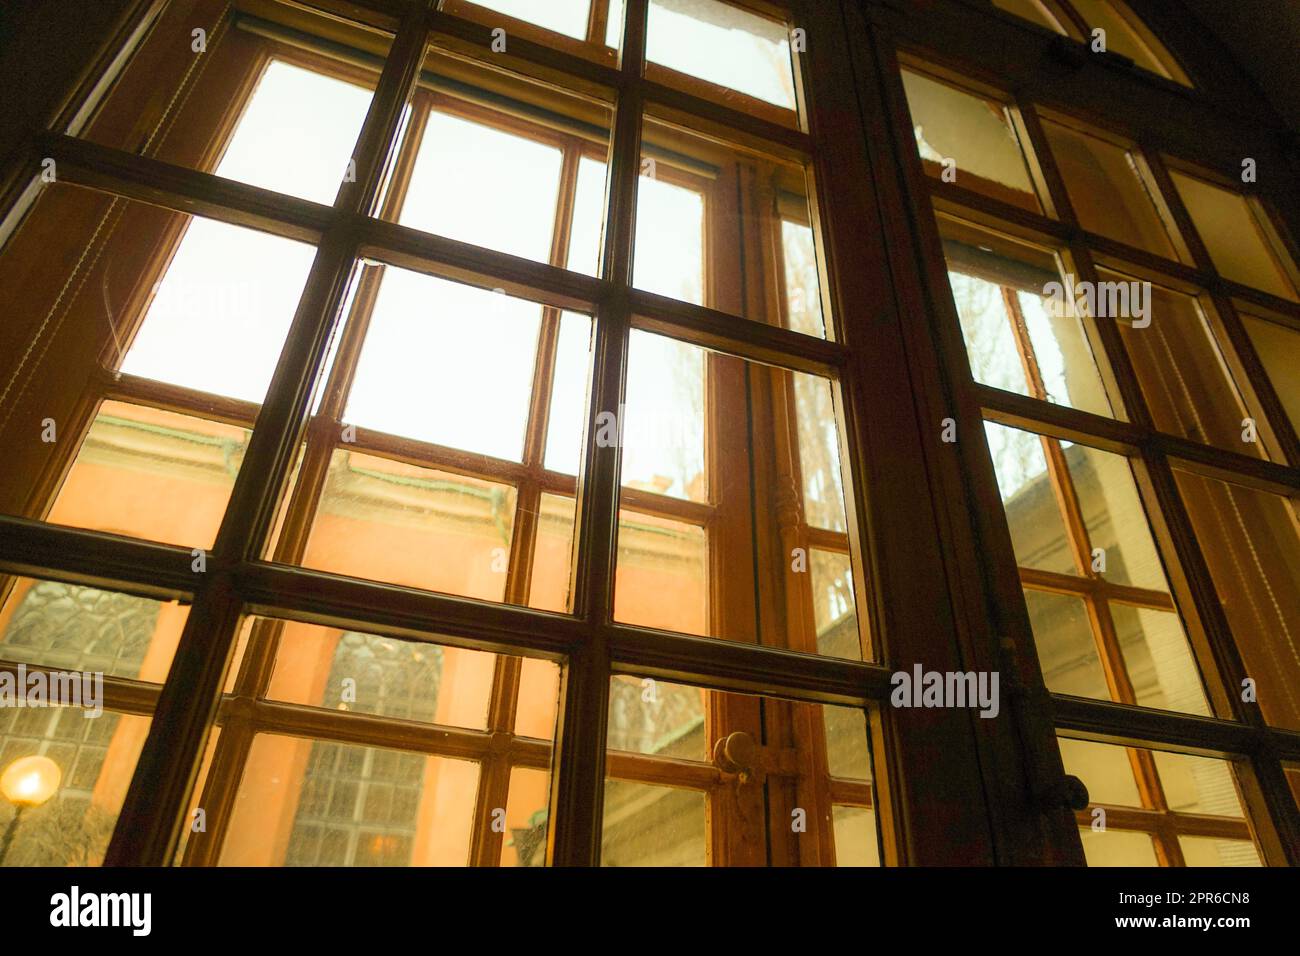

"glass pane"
[950,272,1032,398]
[383,66,611,274]
[1111,604,1210,716]
[810,550,858,659]
[0,578,187,684]
[832,806,881,866]
[49,402,251,549]
[1057,737,1140,806]
[823,705,872,781]
[616,331,863,657]
[634,163,705,305]
[192,616,559,867]
[528,494,578,613]
[987,425,1211,714]
[901,70,1041,213]
[608,676,707,761]
[567,157,609,276]
[1178,836,1261,867]
[343,268,544,462]
[940,217,1112,416]
[0,183,311,536]
[1065,441,1168,591]
[983,422,1076,576]
[794,375,848,531]
[1069,0,1189,83]
[1240,312,1300,429]
[607,0,624,47]
[646,0,797,113]
[301,450,518,601]
[463,0,593,40]
[1105,274,1265,457]
[601,780,707,866]
[1079,828,1159,866]
[1026,590,1109,700]
[174,728,221,865]
[1170,172,1298,301]
[80,5,382,204]
[206,60,377,204]
[544,313,594,476]
[636,118,830,337]
[782,220,828,339]
[502,766,550,866]
[399,112,562,263]
[218,735,479,866]
[622,330,706,502]
[515,656,562,738]
[0,709,150,866]
[280,264,585,609]
[1152,750,1245,817]
[1173,468,1300,731]
[262,622,497,730]
[120,219,316,404]
[615,511,708,635]
[1041,120,1180,259]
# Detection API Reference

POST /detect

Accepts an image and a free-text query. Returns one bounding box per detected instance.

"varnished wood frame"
[864,0,1300,865]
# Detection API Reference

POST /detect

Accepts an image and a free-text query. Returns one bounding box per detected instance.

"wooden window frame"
[9,0,1293,868]
[0,0,965,867]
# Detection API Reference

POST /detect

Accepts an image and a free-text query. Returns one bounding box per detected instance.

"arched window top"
[991,0,1193,87]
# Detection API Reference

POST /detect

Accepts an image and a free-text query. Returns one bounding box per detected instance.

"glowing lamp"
[0,755,62,808]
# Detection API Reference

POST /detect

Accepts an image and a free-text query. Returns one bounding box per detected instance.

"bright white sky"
[471,0,592,40]
[467,0,796,108]
[400,111,563,264]
[647,0,795,110]
[120,62,371,403]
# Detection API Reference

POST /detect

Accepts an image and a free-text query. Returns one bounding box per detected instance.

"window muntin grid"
[0,0,898,867]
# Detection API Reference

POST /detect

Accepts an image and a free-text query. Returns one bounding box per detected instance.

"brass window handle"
[713,731,760,783]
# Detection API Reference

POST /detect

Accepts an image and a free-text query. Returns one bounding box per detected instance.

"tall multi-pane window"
[0,0,1297,870]
[0,0,892,868]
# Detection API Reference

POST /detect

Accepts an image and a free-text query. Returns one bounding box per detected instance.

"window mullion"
[547,0,649,868]
[181,715,256,866]
[468,730,517,866]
